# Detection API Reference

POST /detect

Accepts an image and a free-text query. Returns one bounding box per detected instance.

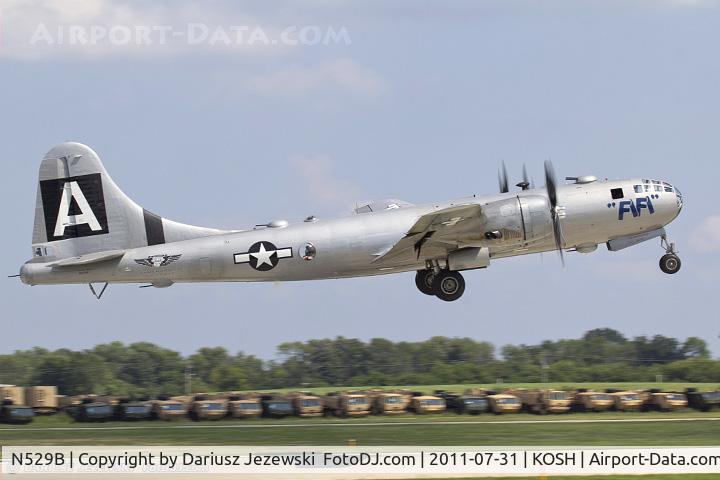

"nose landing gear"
[415,268,466,301]
[659,235,681,275]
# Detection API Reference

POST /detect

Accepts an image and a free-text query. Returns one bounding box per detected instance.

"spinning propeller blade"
[498,161,509,193]
[544,160,565,267]
[516,163,530,190]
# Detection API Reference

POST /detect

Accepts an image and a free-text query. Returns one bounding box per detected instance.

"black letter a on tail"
[40,173,109,241]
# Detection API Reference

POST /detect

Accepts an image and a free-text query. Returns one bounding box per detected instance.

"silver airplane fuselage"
[21,177,683,288]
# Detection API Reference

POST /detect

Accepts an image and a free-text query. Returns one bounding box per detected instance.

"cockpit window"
[633,185,643,194]
[654,185,663,192]
[642,179,650,184]
[652,180,661,184]
[644,185,651,192]
[664,186,673,192]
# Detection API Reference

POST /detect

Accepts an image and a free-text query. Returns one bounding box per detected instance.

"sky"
[1,0,719,360]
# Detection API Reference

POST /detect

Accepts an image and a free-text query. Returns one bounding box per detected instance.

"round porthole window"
[300,243,316,261]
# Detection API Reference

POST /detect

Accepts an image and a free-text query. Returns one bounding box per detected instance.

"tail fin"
[31,142,224,260]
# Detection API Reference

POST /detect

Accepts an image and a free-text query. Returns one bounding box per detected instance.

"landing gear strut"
[659,235,681,275]
[416,268,465,301]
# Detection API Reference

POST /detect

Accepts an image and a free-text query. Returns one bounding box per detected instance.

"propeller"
[498,161,509,193]
[544,160,565,267]
[516,164,530,190]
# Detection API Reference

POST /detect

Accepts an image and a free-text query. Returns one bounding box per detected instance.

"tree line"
[0,329,717,396]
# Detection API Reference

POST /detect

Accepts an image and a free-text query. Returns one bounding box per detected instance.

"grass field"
[2,410,718,446]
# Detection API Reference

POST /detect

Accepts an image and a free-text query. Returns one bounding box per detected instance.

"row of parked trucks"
[1,385,719,424]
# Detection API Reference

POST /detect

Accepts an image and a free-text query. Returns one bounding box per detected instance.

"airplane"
[16,142,684,301]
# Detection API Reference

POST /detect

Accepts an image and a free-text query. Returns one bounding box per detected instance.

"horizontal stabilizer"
[48,250,125,267]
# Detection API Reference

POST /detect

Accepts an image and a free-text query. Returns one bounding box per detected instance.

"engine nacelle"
[481,195,553,248]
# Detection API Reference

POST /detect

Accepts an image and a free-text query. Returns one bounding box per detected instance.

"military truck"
[169,395,193,405]
[151,395,188,420]
[407,394,446,414]
[570,390,614,412]
[188,395,228,421]
[606,389,644,411]
[68,398,114,422]
[227,395,262,419]
[485,392,522,414]
[435,390,488,415]
[58,395,82,411]
[25,386,59,414]
[323,392,371,417]
[368,391,407,415]
[685,389,720,412]
[386,390,414,410]
[509,389,571,414]
[261,395,295,418]
[0,386,25,407]
[642,390,688,412]
[115,398,153,420]
[0,399,34,424]
[288,392,324,417]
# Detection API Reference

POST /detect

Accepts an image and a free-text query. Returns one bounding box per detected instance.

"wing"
[373,204,483,265]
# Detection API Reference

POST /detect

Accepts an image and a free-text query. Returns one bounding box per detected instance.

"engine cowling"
[480,195,553,248]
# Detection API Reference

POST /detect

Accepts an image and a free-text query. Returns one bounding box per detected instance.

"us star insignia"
[234,241,293,271]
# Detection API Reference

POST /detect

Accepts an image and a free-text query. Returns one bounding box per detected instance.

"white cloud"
[690,215,720,253]
[239,58,386,98]
[289,154,363,206]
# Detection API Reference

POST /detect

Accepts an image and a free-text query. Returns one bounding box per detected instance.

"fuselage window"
[301,243,317,261]
[634,185,643,193]
[611,188,624,200]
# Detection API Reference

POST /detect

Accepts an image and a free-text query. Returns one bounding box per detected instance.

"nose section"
[674,185,684,214]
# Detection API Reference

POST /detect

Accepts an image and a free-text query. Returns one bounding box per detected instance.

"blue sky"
[1,0,719,359]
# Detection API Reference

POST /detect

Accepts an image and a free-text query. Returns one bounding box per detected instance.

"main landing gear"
[659,235,682,275]
[415,268,466,302]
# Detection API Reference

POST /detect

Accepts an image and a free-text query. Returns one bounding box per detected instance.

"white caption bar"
[2,446,720,475]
